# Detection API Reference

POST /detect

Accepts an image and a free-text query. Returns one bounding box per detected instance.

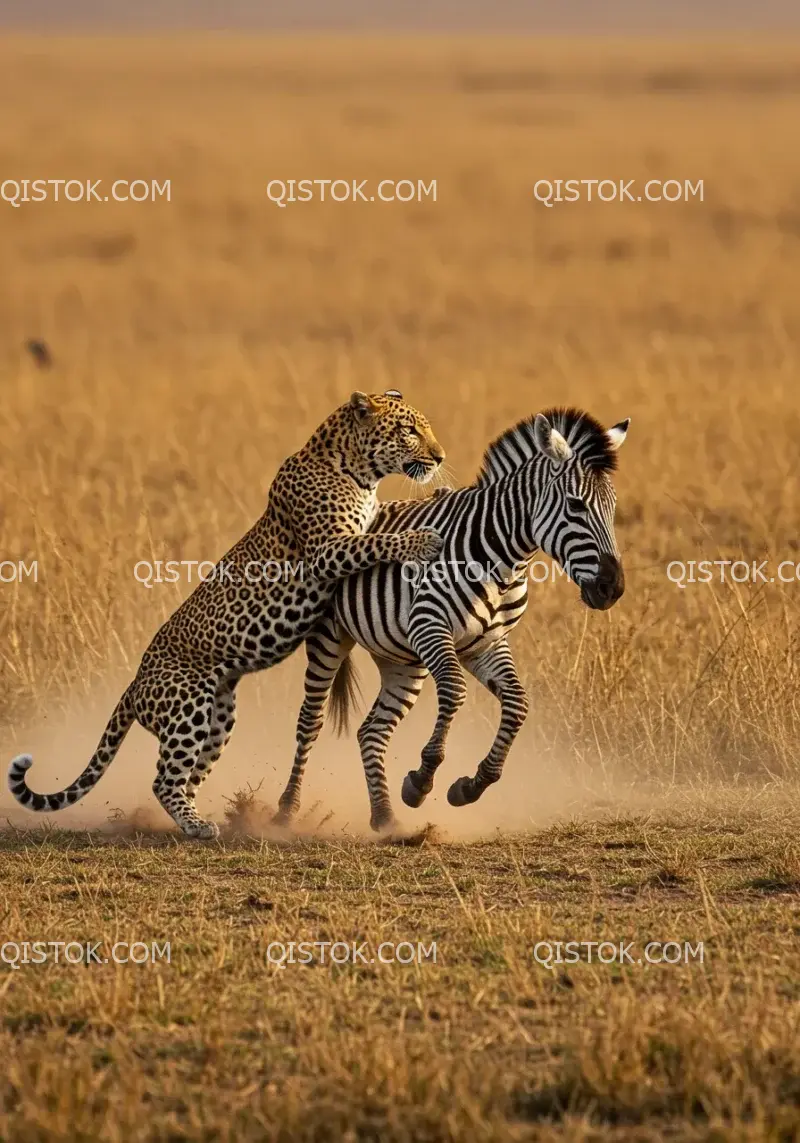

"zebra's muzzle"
[580,553,625,610]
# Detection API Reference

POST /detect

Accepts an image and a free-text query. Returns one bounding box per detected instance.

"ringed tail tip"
[9,753,34,776]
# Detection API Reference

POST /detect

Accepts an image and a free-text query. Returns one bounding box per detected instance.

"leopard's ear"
[383,388,403,400]
[349,391,381,423]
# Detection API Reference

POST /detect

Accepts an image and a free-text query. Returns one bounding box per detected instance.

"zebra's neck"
[469,459,546,578]
[373,458,546,565]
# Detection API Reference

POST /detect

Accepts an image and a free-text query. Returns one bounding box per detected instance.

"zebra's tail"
[328,656,362,738]
[8,684,137,813]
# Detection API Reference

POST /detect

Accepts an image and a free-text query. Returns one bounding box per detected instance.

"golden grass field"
[0,35,799,1141]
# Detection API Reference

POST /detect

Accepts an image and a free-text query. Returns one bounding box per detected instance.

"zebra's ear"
[533,414,573,463]
[606,418,630,451]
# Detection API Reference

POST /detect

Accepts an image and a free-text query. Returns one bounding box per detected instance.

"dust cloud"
[1,651,667,842]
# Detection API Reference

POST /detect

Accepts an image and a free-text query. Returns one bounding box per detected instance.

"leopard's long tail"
[8,685,137,813]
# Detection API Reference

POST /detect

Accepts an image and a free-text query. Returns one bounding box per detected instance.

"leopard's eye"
[406,426,421,440]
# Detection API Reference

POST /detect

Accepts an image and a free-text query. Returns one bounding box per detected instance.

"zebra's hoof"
[370,810,398,833]
[272,806,296,827]
[447,777,479,807]
[401,772,429,809]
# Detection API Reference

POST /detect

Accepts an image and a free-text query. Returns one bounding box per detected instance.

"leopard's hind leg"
[187,676,240,801]
[145,671,222,839]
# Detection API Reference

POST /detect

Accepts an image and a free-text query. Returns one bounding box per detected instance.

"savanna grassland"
[0,36,798,1142]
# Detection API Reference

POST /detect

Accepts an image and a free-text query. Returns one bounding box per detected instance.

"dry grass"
[0,35,799,1140]
[0,802,797,1141]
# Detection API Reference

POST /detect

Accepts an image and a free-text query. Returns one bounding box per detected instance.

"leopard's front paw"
[414,528,445,562]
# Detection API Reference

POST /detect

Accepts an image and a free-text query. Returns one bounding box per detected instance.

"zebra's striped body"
[336,489,530,664]
[277,408,630,830]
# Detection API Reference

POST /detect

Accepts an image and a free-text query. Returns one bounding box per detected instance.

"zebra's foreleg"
[274,619,354,825]
[447,639,529,807]
[356,657,428,831]
[402,617,466,808]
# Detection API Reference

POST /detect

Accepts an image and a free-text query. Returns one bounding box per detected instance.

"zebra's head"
[530,409,629,610]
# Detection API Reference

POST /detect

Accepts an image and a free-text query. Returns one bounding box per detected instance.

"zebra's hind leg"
[356,657,428,831]
[447,639,529,807]
[274,619,355,825]
[402,614,466,808]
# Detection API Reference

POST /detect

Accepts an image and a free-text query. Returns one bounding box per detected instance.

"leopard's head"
[348,390,445,484]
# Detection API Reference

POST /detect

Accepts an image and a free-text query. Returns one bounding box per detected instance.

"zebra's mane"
[475,406,617,487]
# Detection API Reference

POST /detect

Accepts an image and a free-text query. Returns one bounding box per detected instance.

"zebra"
[275,407,630,831]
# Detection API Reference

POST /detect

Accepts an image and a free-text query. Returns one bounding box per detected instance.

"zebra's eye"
[567,496,587,514]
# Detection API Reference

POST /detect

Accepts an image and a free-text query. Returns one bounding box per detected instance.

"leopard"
[8,390,445,838]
